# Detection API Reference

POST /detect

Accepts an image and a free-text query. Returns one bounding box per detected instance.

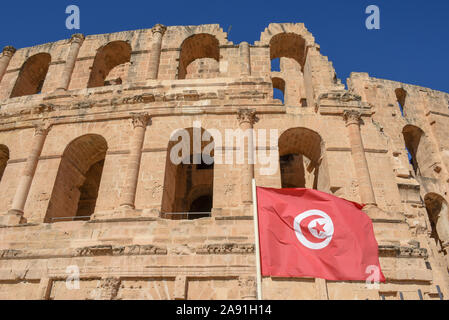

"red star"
[313,222,326,235]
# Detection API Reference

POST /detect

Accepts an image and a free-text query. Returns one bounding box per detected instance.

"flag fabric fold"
[256,187,385,282]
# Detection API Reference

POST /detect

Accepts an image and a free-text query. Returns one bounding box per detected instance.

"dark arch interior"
[402,125,424,175]
[161,128,215,220]
[87,41,132,88]
[424,193,448,250]
[272,77,285,104]
[189,195,213,218]
[0,145,9,182]
[45,134,108,223]
[395,88,407,117]
[10,53,51,98]
[270,33,306,70]
[278,128,322,189]
[178,34,220,80]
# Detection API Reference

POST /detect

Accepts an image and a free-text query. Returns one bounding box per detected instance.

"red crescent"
[298,214,326,244]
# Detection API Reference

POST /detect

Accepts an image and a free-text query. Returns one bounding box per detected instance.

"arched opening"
[10,53,51,98]
[278,128,322,189]
[424,193,449,257]
[161,127,214,220]
[270,33,306,70]
[45,134,108,223]
[270,33,306,106]
[87,41,132,88]
[0,145,9,182]
[402,125,424,175]
[395,88,407,117]
[189,195,212,214]
[178,34,220,80]
[272,77,285,104]
[279,128,322,189]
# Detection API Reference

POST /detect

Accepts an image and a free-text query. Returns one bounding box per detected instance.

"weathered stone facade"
[0,23,448,300]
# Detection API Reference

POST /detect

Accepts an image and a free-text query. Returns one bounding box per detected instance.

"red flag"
[256,187,385,282]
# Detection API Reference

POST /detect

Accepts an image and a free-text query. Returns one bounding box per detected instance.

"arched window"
[278,128,322,189]
[45,134,108,223]
[272,77,285,104]
[395,88,407,117]
[402,125,424,175]
[424,193,449,256]
[161,127,214,219]
[87,41,131,88]
[10,53,51,98]
[270,33,306,71]
[270,33,306,106]
[178,34,220,80]
[0,145,9,182]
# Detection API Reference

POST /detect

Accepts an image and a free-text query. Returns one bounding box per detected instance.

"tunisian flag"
[256,187,385,282]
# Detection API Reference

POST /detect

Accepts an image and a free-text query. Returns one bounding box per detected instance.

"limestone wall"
[0,23,447,300]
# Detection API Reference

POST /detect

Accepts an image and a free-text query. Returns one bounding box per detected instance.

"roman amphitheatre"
[0,23,447,300]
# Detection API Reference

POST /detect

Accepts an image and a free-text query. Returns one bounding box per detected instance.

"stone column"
[8,123,51,218]
[147,24,167,80]
[57,34,85,91]
[343,110,377,206]
[237,109,257,205]
[0,46,16,84]
[119,113,151,209]
[239,42,251,76]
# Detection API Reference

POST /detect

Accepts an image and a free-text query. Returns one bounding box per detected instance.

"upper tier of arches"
[0,23,319,100]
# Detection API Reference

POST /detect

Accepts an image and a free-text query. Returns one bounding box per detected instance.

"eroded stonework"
[0,23,448,300]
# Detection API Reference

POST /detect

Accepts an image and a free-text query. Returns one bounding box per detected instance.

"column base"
[0,210,27,226]
[119,204,135,210]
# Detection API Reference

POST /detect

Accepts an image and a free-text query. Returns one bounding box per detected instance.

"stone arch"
[0,145,9,182]
[278,128,323,189]
[270,33,307,70]
[87,41,132,88]
[177,34,220,80]
[161,127,215,219]
[45,134,108,223]
[402,124,439,178]
[258,23,316,46]
[424,193,449,256]
[402,124,423,174]
[272,77,285,103]
[10,53,51,98]
[395,88,407,116]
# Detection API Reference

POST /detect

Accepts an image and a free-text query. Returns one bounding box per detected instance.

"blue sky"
[1,0,448,93]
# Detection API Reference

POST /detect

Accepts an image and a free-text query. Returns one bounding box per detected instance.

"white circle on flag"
[293,210,334,250]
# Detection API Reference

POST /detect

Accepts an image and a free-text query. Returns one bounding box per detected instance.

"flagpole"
[252,178,263,300]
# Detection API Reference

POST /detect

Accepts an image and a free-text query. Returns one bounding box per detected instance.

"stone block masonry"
[0,23,448,300]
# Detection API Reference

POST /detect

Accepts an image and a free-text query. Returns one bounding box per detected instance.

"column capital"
[152,24,167,36]
[34,122,52,136]
[2,46,16,58]
[238,276,257,300]
[70,33,85,45]
[131,113,151,128]
[237,108,257,126]
[343,110,362,126]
